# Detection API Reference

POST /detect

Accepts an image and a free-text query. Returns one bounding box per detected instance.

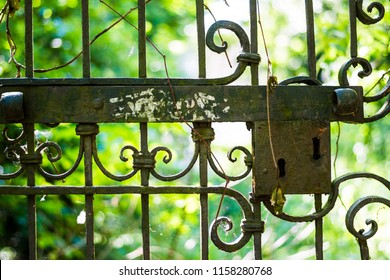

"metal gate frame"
[0,0,389,260]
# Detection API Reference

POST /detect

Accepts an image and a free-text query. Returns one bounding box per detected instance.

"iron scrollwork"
[356,0,387,24]
[339,0,390,122]
[208,146,253,181]
[203,20,261,85]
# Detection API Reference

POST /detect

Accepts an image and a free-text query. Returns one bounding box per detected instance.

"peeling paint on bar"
[109,88,230,122]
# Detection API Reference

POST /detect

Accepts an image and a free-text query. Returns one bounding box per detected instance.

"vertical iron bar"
[140,123,151,260]
[349,0,358,58]
[305,0,316,78]
[194,123,209,260]
[250,0,260,256]
[358,236,370,260]
[84,133,95,259]
[314,195,324,260]
[306,1,323,258]
[252,196,262,260]
[25,0,34,77]
[250,0,259,85]
[196,0,206,78]
[25,123,37,260]
[82,0,91,77]
[138,0,147,78]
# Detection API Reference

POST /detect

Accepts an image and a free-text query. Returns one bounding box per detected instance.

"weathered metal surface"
[253,121,331,195]
[0,83,363,123]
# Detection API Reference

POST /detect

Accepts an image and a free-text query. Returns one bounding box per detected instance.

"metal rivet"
[92,98,104,110]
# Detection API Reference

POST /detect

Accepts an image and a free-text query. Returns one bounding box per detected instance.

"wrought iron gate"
[0,0,389,260]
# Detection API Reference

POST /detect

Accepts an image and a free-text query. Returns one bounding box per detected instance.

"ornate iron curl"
[338,57,373,87]
[204,20,260,85]
[341,173,390,258]
[150,145,199,181]
[208,146,252,181]
[93,143,139,181]
[2,126,25,145]
[208,187,256,252]
[356,0,386,25]
[0,145,26,179]
[36,140,83,180]
[346,196,390,241]
[339,57,390,122]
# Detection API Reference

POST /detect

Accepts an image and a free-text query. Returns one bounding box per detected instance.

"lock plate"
[253,121,331,195]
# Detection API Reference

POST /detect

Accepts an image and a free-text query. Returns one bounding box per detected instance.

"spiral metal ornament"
[208,146,252,181]
[93,143,139,181]
[346,196,390,241]
[204,20,260,85]
[150,145,199,181]
[36,140,83,180]
[209,186,255,252]
[356,0,386,25]
[0,145,26,180]
[2,126,25,145]
[338,57,373,87]
[210,216,253,252]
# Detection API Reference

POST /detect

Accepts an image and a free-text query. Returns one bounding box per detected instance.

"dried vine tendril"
[257,0,285,214]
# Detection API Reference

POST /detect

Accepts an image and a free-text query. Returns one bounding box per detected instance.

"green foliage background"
[0,0,389,259]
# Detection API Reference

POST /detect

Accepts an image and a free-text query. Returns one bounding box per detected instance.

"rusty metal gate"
[0,0,389,260]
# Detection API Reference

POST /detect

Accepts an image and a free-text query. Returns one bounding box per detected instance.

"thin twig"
[333,122,348,211]
[257,0,278,175]
[333,122,340,180]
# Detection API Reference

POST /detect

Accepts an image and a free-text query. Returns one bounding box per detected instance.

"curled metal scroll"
[0,145,26,179]
[202,20,260,85]
[206,20,250,54]
[208,187,255,252]
[207,146,252,181]
[36,139,83,180]
[2,126,26,145]
[338,57,390,121]
[356,0,386,25]
[150,144,199,181]
[346,196,390,241]
[93,142,139,181]
[338,57,373,87]
[0,126,27,179]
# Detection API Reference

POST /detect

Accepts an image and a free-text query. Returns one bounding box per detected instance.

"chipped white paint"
[222,106,230,113]
[111,88,229,121]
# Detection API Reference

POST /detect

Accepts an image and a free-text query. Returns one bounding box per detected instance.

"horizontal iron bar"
[0,185,243,196]
[0,79,363,123]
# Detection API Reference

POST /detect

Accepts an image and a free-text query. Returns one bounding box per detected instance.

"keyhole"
[277,158,286,178]
[312,137,321,160]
